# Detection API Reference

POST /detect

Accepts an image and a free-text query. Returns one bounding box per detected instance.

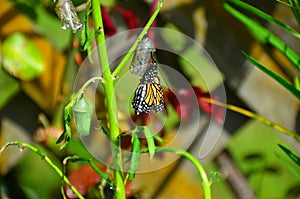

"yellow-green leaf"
[2,33,45,80]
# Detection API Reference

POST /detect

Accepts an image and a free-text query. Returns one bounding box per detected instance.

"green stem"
[91,0,125,198]
[63,156,115,187]
[112,0,163,77]
[90,1,163,197]
[73,76,103,102]
[0,141,84,199]
[142,147,211,199]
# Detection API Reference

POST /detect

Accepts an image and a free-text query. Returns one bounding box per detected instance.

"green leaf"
[227,0,300,39]
[276,0,295,7]
[81,4,94,63]
[35,7,71,50]
[278,144,300,166]
[288,0,300,25]
[16,151,61,199]
[55,130,66,144]
[224,3,300,71]
[142,127,156,160]
[17,0,42,8]
[242,52,300,101]
[58,102,73,149]
[0,69,21,110]
[2,33,45,80]
[12,1,38,20]
[129,131,141,180]
[277,152,300,180]
[295,76,300,91]
[153,133,166,144]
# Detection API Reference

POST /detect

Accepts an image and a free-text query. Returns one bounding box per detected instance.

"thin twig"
[112,0,163,77]
[0,141,84,199]
[141,147,212,199]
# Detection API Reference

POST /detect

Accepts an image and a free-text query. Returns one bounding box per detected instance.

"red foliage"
[192,86,225,124]
[101,6,116,36]
[111,6,141,37]
[131,112,151,126]
[65,164,106,198]
[121,9,140,30]
[164,86,224,124]
[164,88,194,122]
[65,163,134,198]
[149,0,159,27]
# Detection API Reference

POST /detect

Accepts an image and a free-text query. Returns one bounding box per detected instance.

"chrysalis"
[130,35,156,76]
[55,0,83,33]
[73,95,92,136]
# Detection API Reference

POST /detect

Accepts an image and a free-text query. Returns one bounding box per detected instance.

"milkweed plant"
[2,0,300,198]
[55,0,212,198]
[1,0,213,199]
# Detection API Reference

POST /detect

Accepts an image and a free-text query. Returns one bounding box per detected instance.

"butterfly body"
[132,61,164,115]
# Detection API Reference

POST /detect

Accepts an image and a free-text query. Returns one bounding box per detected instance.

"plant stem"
[112,0,163,77]
[63,156,115,187]
[0,141,84,199]
[73,76,103,101]
[91,0,125,198]
[151,147,211,199]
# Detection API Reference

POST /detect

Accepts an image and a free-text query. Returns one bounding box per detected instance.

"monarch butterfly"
[130,35,156,76]
[132,60,164,115]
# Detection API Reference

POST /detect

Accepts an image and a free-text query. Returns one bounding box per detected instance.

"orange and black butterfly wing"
[145,83,164,112]
[132,60,164,115]
[132,84,151,115]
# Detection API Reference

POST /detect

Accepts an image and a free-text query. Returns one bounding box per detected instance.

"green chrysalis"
[73,95,92,136]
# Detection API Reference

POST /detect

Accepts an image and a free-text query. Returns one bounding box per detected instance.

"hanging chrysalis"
[130,35,156,76]
[55,0,83,33]
[73,94,92,136]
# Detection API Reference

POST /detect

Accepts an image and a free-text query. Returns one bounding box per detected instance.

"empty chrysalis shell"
[73,95,92,136]
[55,0,83,33]
[130,35,156,76]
